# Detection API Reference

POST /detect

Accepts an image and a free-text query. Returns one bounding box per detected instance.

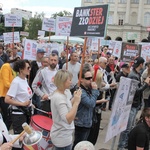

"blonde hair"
[92,70,103,89]
[54,70,73,90]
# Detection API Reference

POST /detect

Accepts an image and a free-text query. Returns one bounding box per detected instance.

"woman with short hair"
[5,59,32,137]
[50,70,82,150]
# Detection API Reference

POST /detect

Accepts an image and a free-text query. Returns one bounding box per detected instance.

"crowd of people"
[0,38,150,150]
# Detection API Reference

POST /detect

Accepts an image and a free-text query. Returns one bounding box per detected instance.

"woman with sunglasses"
[5,60,32,149]
[72,68,99,149]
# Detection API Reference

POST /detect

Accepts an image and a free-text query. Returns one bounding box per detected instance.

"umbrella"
[39,35,84,44]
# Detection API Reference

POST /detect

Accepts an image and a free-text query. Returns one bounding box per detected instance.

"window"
[118,13,125,25]
[118,19,123,25]
[108,12,114,24]
[146,0,150,4]
[144,12,150,27]
[120,0,126,3]
[131,0,139,4]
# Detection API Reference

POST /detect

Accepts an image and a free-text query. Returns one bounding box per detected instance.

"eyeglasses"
[103,62,107,65]
[84,77,93,80]
[88,60,93,63]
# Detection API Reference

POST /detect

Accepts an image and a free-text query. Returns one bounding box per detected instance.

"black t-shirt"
[128,122,150,150]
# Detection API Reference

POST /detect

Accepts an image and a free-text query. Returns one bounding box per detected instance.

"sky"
[0,0,81,17]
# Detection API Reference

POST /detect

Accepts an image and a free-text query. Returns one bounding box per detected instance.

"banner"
[120,42,141,62]
[3,32,20,44]
[42,18,55,32]
[105,77,139,143]
[23,39,38,60]
[70,4,109,37]
[20,31,29,37]
[55,17,72,36]
[38,30,45,37]
[5,14,22,27]
[111,41,122,58]
[140,43,150,62]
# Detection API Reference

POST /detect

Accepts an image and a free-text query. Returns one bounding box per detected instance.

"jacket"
[74,85,99,128]
[128,69,149,108]
[0,63,15,97]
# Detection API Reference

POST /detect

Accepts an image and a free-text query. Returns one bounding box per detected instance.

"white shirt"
[7,76,32,113]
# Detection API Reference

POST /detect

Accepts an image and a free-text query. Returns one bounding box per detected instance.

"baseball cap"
[37,48,45,53]
[121,63,129,68]
[52,50,59,56]
[133,57,145,68]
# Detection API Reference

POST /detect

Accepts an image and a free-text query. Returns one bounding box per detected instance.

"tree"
[51,10,72,19]
[26,12,45,39]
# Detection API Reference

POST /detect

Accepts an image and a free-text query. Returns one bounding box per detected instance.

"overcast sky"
[0,0,81,17]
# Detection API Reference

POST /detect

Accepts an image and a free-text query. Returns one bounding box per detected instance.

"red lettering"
[88,16,104,25]
[89,8,103,16]
[126,45,136,50]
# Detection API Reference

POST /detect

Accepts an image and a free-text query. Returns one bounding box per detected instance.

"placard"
[70,4,109,37]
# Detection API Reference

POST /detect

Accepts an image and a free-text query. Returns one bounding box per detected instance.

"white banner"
[3,32,20,44]
[55,17,72,36]
[5,14,22,27]
[111,41,122,58]
[38,30,45,37]
[105,77,139,143]
[42,18,55,32]
[140,43,150,62]
[20,31,29,37]
[23,39,38,60]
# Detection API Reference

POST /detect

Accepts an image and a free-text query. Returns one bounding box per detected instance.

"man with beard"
[32,53,58,113]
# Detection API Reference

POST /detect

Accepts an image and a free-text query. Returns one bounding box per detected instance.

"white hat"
[74,141,95,150]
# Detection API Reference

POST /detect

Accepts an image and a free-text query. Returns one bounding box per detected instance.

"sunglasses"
[84,77,93,80]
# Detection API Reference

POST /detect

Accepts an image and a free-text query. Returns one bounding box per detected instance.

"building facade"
[11,8,32,20]
[81,0,150,42]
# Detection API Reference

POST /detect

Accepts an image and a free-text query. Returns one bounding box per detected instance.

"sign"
[3,32,20,44]
[140,43,150,62]
[126,32,137,40]
[5,14,22,27]
[20,31,29,37]
[111,41,122,58]
[42,18,55,32]
[105,77,139,142]
[55,17,72,36]
[120,42,141,62]
[23,39,38,60]
[38,30,45,37]
[70,4,109,37]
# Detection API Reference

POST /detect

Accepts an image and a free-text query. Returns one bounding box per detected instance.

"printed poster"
[70,4,109,37]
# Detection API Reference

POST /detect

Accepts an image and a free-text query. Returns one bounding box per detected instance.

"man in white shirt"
[32,53,58,113]
[62,52,81,93]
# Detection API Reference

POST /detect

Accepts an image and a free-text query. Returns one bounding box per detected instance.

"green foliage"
[51,10,72,19]
[26,12,45,39]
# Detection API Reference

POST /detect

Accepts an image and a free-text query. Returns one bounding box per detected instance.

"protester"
[0,44,9,63]
[72,68,99,149]
[0,113,23,150]
[0,57,20,130]
[141,61,150,108]
[62,52,81,94]
[117,57,150,150]
[32,53,58,113]
[128,108,150,150]
[5,60,32,136]
[50,70,82,150]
